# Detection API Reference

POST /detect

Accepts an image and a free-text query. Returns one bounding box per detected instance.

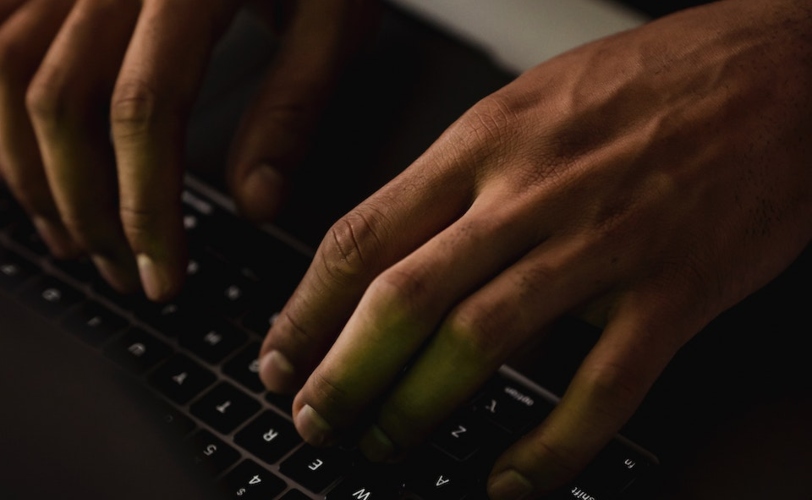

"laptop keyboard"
[0,179,657,500]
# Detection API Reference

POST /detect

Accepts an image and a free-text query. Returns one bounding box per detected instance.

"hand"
[258,1,812,498]
[0,0,376,300]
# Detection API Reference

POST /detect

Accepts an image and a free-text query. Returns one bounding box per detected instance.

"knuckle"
[648,254,717,329]
[319,209,385,284]
[366,265,432,320]
[516,263,557,301]
[277,309,315,345]
[110,80,162,134]
[271,308,326,364]
[25,71,74,126]
[309,370,354,410]
[455,93,520,150]
[579,361,643,420]
[442,299,513,360]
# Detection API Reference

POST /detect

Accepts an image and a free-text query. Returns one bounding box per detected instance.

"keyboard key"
[403,448,470,500]
[182,211,203,233]
[183,204,249,261]
[140,297,206,338]
[187,256,262,321]
[573,439,650,497]
[149,354,217,404]
[280,445,351,494]
[223,342,265,393]
[474,377,554,433]
[0,247,39,292]
[61,301,128,346]
[326,463,402,500]
[219,460,287,499]
[182,188,224,227]
[190,382,260,434]
[190,429,241,475]
[20,275,84,318]
[180,320,247,364]
[234,411,302,465]
[104,327,172,374]
[212,276,256,320]
[430,410,507,462]
[183,252,227,289]
[553,485,606,500]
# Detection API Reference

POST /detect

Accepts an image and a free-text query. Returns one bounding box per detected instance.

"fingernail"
[488,470,534,500]
[32,216,79,259]
[259,350,296,392]
[137,253,168,301]
[295,404,334,447]
[359,425,395,463]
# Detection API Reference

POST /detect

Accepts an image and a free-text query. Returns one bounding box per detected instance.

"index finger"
[110,0,237,301]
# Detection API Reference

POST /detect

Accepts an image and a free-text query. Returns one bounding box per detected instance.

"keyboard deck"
[0,178,657,500]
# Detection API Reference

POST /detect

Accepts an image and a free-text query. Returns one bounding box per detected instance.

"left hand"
[258,1,812,498]
[0,0,377,300]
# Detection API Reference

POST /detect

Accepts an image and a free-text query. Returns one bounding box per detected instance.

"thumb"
[227,0,379,221]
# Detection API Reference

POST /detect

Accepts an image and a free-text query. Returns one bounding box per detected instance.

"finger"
[111,0,237,300]
[227,0,379,221]
[486,293,695,499]
[259,138,479,395]
[0,0,78,257]
[289,188,552,446]
[27,0,141,292]
[353,226,627,461]
[0,1,27,29]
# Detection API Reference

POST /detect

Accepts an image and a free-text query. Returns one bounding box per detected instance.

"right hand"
[0,0,377,300]
[257,1,812,497]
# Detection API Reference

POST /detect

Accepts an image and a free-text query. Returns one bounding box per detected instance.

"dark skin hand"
[257,1,812,498]
[0,0,377,300]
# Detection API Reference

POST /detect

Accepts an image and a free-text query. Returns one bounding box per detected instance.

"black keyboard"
[0,177,658,500]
